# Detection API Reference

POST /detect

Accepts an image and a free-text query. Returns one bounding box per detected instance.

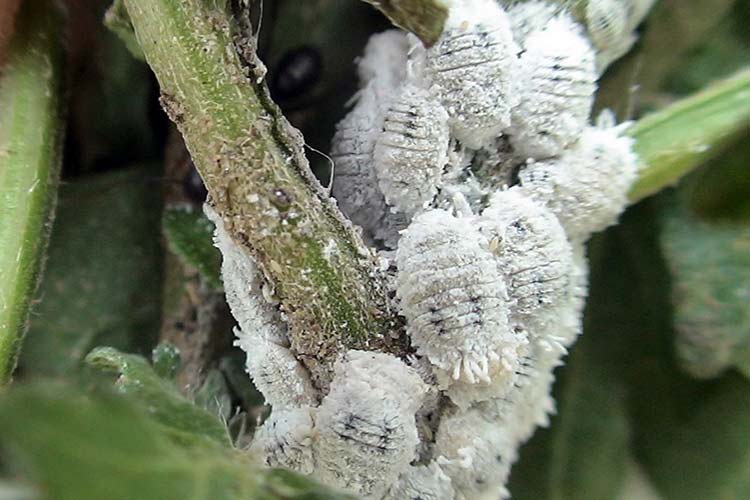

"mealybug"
[383,463,455,500]
[235,328,318,409]
[479,187,574,318]
[249,406,315,474]
[434,408,514,499]
[313,351,426,498]
[419,0,519,149]
[510,16,597,159]
[518,120,638,242]
[205,205,288,345]
[374,82,451,217]
[396,209,524,385]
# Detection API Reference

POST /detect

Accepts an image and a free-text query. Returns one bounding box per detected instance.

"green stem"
[123,0,394,385]
[0,0,66,386]
[629,69,750,203]
[361,0,449,46]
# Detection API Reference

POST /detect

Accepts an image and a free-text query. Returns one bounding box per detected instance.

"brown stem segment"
[123,0,395,386]
[362,0,449,46]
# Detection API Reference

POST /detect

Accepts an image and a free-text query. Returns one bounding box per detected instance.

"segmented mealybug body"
[507,0,559,48]
[421,0,519,149]
[396,209,525,385]
[586,0,628,52]
[518,122,638,241]
[249,407,315,474]
[435,408,514,500]
[374,83,451,217]
[331,31,411,248]
[383,463,455,500]
[330,86,389,239]
[314,351,426,498]
[236,328,318,409]
[206,205,287,345]
[510,16,597,159]
[479,187,574,318]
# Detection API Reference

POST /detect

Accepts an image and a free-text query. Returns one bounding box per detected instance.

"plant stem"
[0,0,66,385]
[123,0,395,385]
[360,0,449,46]
[629,69,750,203]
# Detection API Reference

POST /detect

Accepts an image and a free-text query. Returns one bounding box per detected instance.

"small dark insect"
[183,159,208,204]
[271,46,323,102]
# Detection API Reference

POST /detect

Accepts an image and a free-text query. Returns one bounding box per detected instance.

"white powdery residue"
[249,406,316,474]
[204,204,287,345]
[420,0,520,149]
[383,463,455,500]
[235,327,318,409]
[510,15,597,159]
[479,187,574,319]
[313,350,426,499]
[434,408,515,500]
[396,209,525,385]
[374,82,451,218]
[358,30,411,104]
[518,122,639,242]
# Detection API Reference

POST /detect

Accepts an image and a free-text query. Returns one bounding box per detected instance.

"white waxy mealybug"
[419,0,519,149]
[383,463,455,500]
[586,0,628,52]
[479,187,574,318]
[510,16,597,159]
[434,408,514,500]
[396,209,525,385]
[357,30,410,105]
[374,82,450,218]
[313,350,426,499]
[205,205,288,345]
[330,85,390,242]
[518,120,639,242]
[507,0,559,48]
[331,31,412,248]
[235,328,318,409]
[249,407,315,474]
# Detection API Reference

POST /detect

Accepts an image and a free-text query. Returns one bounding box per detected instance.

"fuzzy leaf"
[20,167,163,378]
[86,346,231,447]
[660,199,750,379]
[0,384,354,500]
[162,206,222,289]
[0,0,66,384]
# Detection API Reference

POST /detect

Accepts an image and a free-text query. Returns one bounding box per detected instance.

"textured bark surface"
[123,0,398,387]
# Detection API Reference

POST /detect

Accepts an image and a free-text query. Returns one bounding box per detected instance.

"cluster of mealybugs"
[205,0,650,498]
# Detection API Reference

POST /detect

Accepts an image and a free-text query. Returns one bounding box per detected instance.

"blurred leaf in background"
[19,167,164,379]
[0,383,354,500]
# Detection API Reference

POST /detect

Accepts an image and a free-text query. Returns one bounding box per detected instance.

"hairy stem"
[123,0,395,384]
[629,69,750,203]
[0,0,66,385]
[361,0,449,46]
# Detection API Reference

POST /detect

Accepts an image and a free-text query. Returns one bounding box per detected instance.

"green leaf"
[509,270,631,500]
[162,206,222,289]
[104,0,146,61]
[86,347,231,447]
[152,342,182,380]
[628,69,750,202]
[0,384,353,500]
[0,0,66,385]
[660,197,750,379]
[19,167,163,378]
